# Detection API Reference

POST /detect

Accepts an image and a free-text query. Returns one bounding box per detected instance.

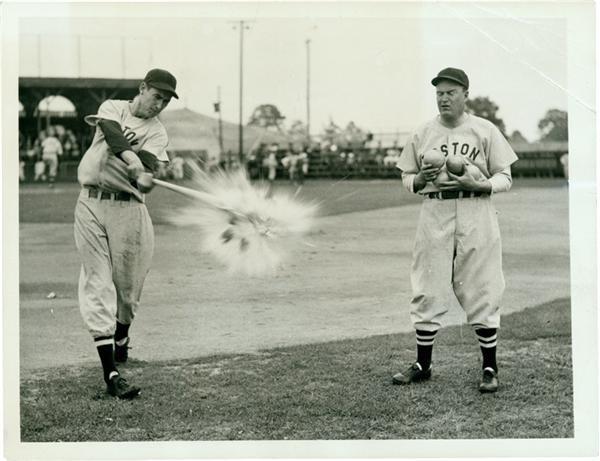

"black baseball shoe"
[106,374,140,399]
[114,337,130,363]
[478,367,499,393]
[392,361,432,385]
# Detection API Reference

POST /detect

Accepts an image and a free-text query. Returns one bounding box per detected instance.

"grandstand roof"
[19,77,139,90]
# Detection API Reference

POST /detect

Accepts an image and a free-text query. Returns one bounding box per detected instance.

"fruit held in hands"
[446,155,465,175]
[422,149,445,168]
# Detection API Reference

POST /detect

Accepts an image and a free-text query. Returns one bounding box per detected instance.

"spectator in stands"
[61,129,78,160]
[34,153,46,182]
[263,144,279,190]
[281,148,300,184]
[560,153,568,181]
[40,127,63,186]
[19,131,26,182]
[384,142,401,167]
[374,142,385,171]
[298,147,309,183]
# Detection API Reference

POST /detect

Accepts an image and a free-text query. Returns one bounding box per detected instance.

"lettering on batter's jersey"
[440,143,480,161]
[123,127,139,146]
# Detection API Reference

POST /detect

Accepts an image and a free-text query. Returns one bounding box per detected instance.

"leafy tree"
[320,118,343,147]
[538,109,568,141]
[341,121,367,148]
[287,120,309,145]
[319,119,370,148]
[509,130,529,144]
[248,104,286,129]
[466,96,507,137]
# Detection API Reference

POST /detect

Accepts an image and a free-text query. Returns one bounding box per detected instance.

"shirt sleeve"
[140,127,170,162]
[401,171,417,193]
[84,100,123,126]
[487,126,519,175]
[396,131,420,174]
[488,166,513,194]
[98,119,132,155]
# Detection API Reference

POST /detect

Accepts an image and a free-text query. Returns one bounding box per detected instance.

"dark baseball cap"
[431,67,469,89]
[144,68,179,99]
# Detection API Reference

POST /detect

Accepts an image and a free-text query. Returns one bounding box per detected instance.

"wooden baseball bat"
[151,177,261,223]
[151,178,220,206]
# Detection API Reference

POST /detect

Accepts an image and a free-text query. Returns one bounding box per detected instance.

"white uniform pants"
[74,189,154,339]
[409,195,505,331]
[42,154,58,179]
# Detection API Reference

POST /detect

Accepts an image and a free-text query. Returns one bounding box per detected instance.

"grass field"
[17,177,572,443]
[20,297,572,441]
[18,176,564,223]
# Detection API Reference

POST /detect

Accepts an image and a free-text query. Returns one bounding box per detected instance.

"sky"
[17,2,583,142]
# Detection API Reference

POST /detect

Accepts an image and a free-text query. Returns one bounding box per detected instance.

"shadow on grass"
[21,298,572,441]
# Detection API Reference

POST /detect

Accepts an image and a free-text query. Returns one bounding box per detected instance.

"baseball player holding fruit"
[393,67,518,393]
[74,68,178,399]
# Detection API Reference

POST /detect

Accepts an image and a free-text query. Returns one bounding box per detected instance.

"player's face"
[137,84,172,118]
[435,81,468,121]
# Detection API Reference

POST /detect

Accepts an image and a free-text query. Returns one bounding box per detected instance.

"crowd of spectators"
[19,125,83,184]
[244,141,404,181]
[18,127,407,184]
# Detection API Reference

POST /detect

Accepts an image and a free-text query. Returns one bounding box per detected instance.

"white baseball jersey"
[398,113,518,331]
[397,114,518,194]
[78,99,169,202]
[41,136,63,159]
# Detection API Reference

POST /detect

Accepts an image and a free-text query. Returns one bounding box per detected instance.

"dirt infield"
[19,180,570,372]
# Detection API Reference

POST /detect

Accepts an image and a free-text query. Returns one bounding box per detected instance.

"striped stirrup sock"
[95,336,117,383]
[475,328,498,372]
[415,329,437,370]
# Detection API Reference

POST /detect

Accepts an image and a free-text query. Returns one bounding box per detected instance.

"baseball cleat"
[478,367,499,393]
[106,374,141,399]
[114,337,130,363]
[392,361,432,385]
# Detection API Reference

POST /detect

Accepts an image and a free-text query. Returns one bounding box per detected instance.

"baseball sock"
[475,328,498,372]
[95,336,118,382]
[416,329,437,370]
[114,321,130,344]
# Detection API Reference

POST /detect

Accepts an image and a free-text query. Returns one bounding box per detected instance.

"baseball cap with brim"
[144,68,179,99]
[431,67,469,89]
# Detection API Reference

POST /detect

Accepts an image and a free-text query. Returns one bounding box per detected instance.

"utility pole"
[306,38,311,144]
[216,86,224,160]
[236,20,250,165]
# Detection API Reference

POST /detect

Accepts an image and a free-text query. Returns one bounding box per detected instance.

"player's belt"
[426,190,490,200]
[84,185,132,202]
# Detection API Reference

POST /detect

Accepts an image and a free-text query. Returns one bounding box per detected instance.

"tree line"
[246,99,568,147]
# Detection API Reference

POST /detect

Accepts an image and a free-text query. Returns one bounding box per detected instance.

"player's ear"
[139,82,147,94]
[464,88,469,99]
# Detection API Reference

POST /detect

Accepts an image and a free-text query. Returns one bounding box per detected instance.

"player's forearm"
[120,150,141,165]
[488,168,513,193]
[401,172,425,193]
[121,149,160,173]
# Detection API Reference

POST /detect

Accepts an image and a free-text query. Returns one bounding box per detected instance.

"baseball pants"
[409,195,505,331]
[74,189,154,339]
[42,154,58,179]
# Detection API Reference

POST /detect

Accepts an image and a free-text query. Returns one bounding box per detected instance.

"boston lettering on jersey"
[123,126,139,146]
[440,142,480,161]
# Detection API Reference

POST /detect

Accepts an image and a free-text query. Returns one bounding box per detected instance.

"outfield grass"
[18,177,565,224]
[20,297,572,442]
